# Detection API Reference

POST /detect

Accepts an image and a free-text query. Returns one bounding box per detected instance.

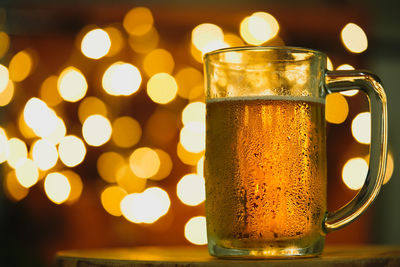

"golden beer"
[205,96,327,255]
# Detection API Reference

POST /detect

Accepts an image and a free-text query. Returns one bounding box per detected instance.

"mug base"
[208,237,325,258]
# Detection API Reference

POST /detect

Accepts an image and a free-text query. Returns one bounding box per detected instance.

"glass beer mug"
[203,46,387,257]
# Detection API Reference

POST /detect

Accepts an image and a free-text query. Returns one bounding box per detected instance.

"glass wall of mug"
[203,46,387,258]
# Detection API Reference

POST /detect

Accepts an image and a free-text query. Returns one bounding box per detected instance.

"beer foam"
[206,95,325,105]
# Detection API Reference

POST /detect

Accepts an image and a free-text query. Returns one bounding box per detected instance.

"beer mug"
[203,46,387,257]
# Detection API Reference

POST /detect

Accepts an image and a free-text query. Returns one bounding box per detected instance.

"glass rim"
[204,45,326,62]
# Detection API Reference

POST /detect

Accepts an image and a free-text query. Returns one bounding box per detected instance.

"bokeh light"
[327,57,334,70]
[143,48,175,77]
[176,173,205,206]
[337,64,355,70]
[342,157,368,190]
[224,33,245,47]
[9,50,34,82]
[104,26,124,57]
[97,152,125,183]
[0,32,10,59]
[145,108,178,145]
[191,23,225,55]
[4,171,29,201]
[58,135,86,167]
[147,73,178,104]
[82,115,112,147]
[175,67,203,100]
[0,80,14,106]
[18,112,36,139]
[123,7,154,36]
[44,172,71,204]
[111,116,142,148]
[150,149,173,181]
[352,112,371,144]
[7,137,28,169]
[341,23,368,53]
[39,76,62,107]
[78,96,108,124]
[128,26,159,54]
[325,93,349,124]
[31,139,58,171]
[61,170,83,204]
[15,158,39,188]
[102,62,142,96]
[46,116,66,145]
[182,102,205,125]
[23,97,58,139]
[177,142,204,166]
[120,187,170,224]
[184,216,207,245]
[0,64,9,93]
[116,165,147,193]
[129,147,160,178]
[240,12,279,45]
[81,28,111,59]
[384,152,394,185]
[0,127,8,163]
[197,156,204,176]
[180,122,206,153]
[190,44,204,63]
[57,66,88,102]
[336,64,358,96]
[101,186,127,216]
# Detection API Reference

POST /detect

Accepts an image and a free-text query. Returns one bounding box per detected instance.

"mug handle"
[324,70,388,233]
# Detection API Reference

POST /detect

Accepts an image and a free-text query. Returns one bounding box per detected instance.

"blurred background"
[0,0,399,266]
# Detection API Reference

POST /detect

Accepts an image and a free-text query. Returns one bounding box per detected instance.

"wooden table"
[55,246,400,266]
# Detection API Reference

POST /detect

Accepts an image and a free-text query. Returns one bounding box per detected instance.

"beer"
[205,96,327,254]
